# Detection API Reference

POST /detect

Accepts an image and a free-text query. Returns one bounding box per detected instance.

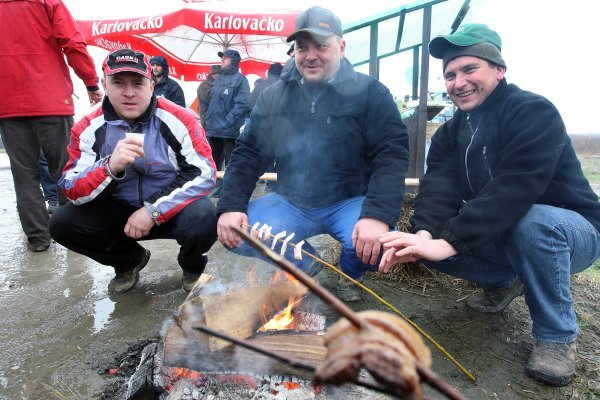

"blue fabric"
[229,193,384,279]
[205,53,250,139]
[422,204,600,343]
[39,150,58,203]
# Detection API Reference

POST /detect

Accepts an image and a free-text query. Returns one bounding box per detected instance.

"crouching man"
[379,24,600,386]
[50,49,218,293]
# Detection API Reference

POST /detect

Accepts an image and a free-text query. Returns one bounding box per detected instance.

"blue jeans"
[230,194,381,279]
[423,204,600,343]
[39,150,58,203]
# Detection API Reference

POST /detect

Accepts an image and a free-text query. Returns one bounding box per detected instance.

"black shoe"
[466,280,523,313]
[525,341,576,386]
[27,241,50,252]
[182,254,208,292]
[108,249,151,294]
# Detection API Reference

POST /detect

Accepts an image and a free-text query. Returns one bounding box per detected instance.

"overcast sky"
[63,0,600,134]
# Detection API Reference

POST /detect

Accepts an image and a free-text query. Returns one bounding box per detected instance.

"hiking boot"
[182,271,202,292]
[108,249,151,294]
[316,267,339,290]
[466,280,523,313]
[182,255,208,292]
[525,341,576,386]
[336,276,364,302]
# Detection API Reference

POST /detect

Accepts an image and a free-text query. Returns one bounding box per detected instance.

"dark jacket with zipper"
[411,78,600,254]
[205,51,250,139]
[217,58,409,228]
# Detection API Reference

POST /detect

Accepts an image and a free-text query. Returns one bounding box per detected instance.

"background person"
[205,49,250,172]
[197,65,221,130]
[217,6,409,302]
[149,55,186,107]
[379,24,600,387]
[0,0,103,252]
[49,49,218,294]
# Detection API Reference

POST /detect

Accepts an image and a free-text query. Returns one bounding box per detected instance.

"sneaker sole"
[525,367,574,387]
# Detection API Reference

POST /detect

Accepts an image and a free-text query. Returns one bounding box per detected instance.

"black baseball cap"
[102,49,151,79]
[286,6,343,42]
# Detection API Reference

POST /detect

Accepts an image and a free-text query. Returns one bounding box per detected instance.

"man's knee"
[508,204,566,249]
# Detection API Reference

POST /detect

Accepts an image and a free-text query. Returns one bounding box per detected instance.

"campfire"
[123,226,467,400]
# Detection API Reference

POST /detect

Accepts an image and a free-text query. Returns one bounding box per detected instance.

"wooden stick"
[193,324,409,398]
[215,171,420,187]
[233,226,467,400]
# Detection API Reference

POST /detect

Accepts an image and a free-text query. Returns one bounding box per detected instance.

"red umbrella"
[76,5,300,81]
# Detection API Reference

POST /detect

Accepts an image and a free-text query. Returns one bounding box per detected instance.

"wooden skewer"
[241,222,477,383]
[233,226,467,400]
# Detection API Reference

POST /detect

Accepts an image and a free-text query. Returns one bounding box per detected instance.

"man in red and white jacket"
[49,49,218,294]
[0,0,103,252]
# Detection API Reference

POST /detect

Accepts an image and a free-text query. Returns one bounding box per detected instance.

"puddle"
[93,297,116,333]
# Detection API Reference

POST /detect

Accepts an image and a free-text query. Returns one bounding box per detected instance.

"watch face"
[152,211,159,218]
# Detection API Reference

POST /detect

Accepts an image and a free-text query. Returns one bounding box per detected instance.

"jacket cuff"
[144,201,162,226]
[103,156,125,180]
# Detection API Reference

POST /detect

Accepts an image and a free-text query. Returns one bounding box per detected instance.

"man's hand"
[108,137,145,175]
[378,230,457,273]
[217,212,248,248]
[124,208,155,239]
[351,218,389,265]
[88,89,103,106]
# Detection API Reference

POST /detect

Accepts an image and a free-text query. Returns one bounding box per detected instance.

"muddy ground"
[1,151,599,399]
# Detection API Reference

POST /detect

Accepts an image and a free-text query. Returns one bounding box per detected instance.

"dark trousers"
[49,197,218,273]
[207,137,236,170]
[0,116,71,246]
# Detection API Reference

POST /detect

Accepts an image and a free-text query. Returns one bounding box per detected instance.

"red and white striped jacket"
[59,96,216,225]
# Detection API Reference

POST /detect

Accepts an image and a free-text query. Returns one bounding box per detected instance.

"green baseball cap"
[429,23,505,70]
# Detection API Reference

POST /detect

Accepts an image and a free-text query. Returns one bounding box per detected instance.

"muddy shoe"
[182,272,202,292]
[316,267,339,290]
[336,276,364,302]
[182,255,208,292]
[108,249,151,294]
[466,280,523,313]
[27,242,50,252]
[525,341,576,386]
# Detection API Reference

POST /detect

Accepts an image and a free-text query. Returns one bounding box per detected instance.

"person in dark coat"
[205,49,250,170]
[217,7,409,302]
[197,65,221,129]
[149,55,186,108]
[379,23,600,387]
[247,62,283,110]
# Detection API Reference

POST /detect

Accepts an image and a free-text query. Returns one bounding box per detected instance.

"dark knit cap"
[429,23,506,71]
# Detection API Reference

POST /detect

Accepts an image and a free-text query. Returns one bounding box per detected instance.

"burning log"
[175,280,308,351]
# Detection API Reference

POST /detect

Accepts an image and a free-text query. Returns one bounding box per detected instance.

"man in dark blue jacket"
[205,49,250,170]
[217,6,409,302]
[379,24,600,387]
[149,55,186,108]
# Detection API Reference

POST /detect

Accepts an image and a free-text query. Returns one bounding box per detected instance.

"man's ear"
[101,76,107,91]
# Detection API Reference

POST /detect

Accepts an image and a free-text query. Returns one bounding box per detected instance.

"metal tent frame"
[342,0,476,178]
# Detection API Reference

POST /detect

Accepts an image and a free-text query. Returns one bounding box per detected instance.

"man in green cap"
[378,23,600,386]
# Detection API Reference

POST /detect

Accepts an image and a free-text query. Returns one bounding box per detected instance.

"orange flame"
[258,296,302,332]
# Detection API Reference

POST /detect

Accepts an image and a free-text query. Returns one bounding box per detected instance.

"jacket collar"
[102,94,158,125]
